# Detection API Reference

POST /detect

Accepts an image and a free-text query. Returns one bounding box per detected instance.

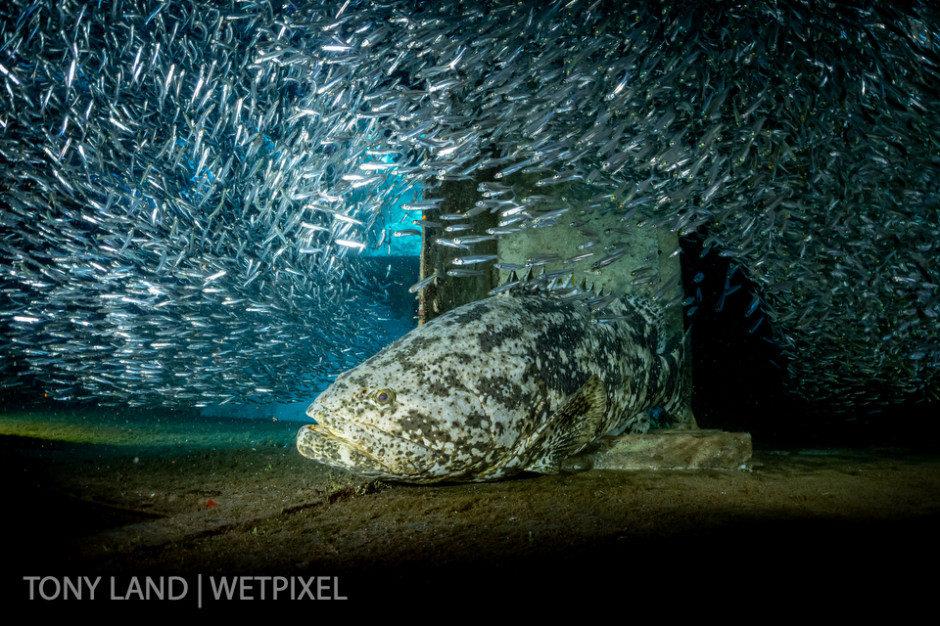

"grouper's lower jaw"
[297,424,389,478]
[296,423,435,480]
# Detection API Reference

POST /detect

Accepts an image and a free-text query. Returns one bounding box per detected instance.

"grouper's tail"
[664,325,696,428]
[628,293,696,429]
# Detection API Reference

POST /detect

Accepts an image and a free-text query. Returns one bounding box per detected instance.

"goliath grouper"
[297,288,691,483]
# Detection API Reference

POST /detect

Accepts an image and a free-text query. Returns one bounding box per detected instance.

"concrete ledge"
[589,429,752,471]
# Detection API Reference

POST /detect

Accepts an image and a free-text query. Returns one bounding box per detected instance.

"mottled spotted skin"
[297,292,688,483]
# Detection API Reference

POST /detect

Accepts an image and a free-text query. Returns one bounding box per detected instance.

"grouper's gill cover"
[297,291,690,483]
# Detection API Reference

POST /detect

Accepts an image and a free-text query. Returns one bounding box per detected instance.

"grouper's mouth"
[296,421,437,478]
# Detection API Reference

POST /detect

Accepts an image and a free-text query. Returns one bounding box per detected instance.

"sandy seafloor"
[2,407,938,616]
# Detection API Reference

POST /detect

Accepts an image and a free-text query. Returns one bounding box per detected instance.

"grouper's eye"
[373,388,395,405]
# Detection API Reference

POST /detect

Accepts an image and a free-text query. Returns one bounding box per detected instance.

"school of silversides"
[0,0,937,411]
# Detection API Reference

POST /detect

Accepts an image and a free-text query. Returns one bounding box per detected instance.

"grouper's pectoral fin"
[522,374,608,474]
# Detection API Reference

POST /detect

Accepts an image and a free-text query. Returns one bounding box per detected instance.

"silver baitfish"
[0,0,937,413]
[297,288,691,483]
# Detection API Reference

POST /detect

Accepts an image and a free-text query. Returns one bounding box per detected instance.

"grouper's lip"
[304,418,434,452]
[298,420,435,474]
[299,423,378,459]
